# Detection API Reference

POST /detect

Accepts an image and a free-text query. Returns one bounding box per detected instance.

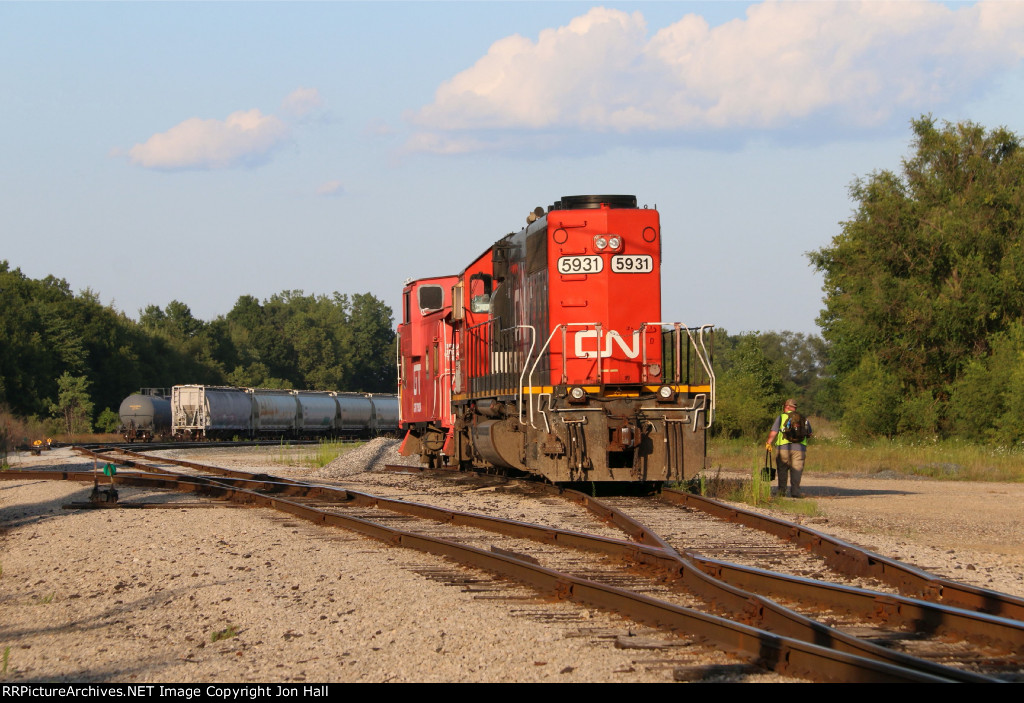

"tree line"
[811,116,1024,442]
[0,262,396,435]
[711,329,828,439]
[714,117,1024,444]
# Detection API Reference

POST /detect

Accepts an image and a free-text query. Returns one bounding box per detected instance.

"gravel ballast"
[2,444,1022,682]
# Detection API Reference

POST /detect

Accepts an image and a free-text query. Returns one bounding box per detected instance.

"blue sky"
[3,1,1023,337]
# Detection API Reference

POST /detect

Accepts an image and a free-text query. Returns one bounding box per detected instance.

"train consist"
[118,386,398,441]
[398,194,715,484]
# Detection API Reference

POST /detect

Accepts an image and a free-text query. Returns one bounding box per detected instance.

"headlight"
[608,236,622,251]
[569,386,587,403]
[594,236,608,251]
[657,385,675,402]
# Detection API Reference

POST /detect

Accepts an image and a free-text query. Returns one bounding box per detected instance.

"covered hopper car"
[398,194,715,484]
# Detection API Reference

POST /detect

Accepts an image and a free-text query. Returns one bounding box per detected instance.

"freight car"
[398,194,715,484]
[171,385,253,439]
[163,385,398,440]
[118,389,172,442]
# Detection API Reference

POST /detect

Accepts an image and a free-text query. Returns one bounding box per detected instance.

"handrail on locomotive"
[514,321,714,432]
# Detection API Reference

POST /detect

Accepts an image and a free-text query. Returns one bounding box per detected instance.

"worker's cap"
[784,398,797,408]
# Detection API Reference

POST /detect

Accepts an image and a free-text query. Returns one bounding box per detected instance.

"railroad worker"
[765,398,812,498]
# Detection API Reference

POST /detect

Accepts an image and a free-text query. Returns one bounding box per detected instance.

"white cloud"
[316,180,345,197]
[282,87,324,118]
[130,108,289,170]
[409,1,1024,152]
[415,8,649,132]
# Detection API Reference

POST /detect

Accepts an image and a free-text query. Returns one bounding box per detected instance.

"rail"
[86,451,1024,659]
[0,463,977,682]
[661,488,1024,622]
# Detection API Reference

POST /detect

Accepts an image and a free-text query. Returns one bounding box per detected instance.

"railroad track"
[659,488,1024,620]
[374,466,1024,680]
[5,447,1023,682]
[596,493,1024,680]
[74,439,332,452]
[373,466,1024,629]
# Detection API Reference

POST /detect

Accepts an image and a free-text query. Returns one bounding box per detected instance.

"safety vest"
[775,412,808,447]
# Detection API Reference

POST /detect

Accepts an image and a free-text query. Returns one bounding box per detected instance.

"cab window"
[418,285,444,315]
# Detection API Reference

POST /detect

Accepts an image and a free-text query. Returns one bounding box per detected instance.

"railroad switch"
[91,463,119,504]
[89,485,119,504]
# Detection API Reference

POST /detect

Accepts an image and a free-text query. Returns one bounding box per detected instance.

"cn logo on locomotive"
[573,330,641,359]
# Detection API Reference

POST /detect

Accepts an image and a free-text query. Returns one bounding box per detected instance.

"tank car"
[331,392,373,436]
[119,389,171,442]
[398,195,715,483]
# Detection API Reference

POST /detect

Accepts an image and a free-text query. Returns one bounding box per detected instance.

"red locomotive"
[398,195,714,484]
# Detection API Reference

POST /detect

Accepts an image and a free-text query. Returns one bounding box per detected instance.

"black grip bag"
[761,448,776,482]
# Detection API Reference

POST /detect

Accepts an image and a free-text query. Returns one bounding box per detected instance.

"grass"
[273,439,364,469]
[275,439,295,466]
[772,496,823,517]
[741,464,772,506]
[58,432,122,444]
[296,439,362,469]
[304,439,359,469]
[211,626,238,642]
[688,463,822,517]
[2,646,9,676]
[700,426,1024,515]
[710,435,1024,482]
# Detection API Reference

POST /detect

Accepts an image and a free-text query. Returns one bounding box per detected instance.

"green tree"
[96,407,121,433]
[0,258,397,429]
[810,117,1024,436]
[753,331,831,417]
[221,290,395,392]
[713,333,785,439]
[947,321,1024,443]
[837,354,903,438]
[0,263,79,416]
[344,293,397,392]
[141,300,204,340]
[49,372,94,434]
